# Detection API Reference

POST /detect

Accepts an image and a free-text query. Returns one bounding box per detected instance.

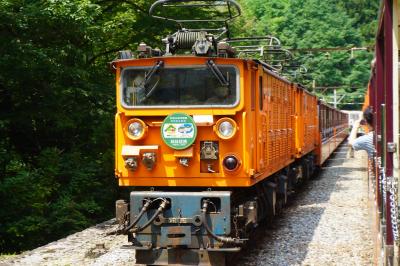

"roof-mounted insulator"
[118,50,133,60]
[152,48,163,57]
[217,42,236,58]
[137,42,153,58]
[193,34,214,56]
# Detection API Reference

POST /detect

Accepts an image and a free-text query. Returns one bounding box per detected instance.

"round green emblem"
[161,113,197,150]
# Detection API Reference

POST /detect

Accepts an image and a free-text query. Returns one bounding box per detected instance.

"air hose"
[119,198,152,234]
[107,198,152,235]
[130,198,168,233]
[200,200,247,245]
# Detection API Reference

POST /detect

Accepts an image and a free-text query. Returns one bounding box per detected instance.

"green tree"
[0,0,167,252]
[236,0,379,109]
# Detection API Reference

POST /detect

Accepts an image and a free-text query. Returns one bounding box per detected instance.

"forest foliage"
[0,0,380,252]
[237,0,379,104]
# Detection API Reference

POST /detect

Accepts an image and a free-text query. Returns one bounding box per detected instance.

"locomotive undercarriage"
[115,154,316,265]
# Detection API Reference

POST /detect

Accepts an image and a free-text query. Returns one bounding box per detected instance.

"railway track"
[230,143,374,266]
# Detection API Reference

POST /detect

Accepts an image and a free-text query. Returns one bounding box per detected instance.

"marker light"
[214,118,237,139]
[125,119,147,140]
[223,155,240,171]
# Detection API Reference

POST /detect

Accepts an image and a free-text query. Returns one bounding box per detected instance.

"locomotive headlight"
[214,118,237,139]
[125,119,147,140]
[219,121,234,136]
[129,122,143,137]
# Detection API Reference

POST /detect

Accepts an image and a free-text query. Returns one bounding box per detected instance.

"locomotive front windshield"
[121,66,238,107]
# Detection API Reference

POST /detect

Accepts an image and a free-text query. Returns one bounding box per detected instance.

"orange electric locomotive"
[111,1,348,265]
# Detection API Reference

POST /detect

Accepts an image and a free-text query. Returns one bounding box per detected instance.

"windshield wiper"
[206,59,229,87]
[140,61,164,101]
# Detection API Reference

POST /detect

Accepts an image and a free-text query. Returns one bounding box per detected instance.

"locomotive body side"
[259,67,296,180]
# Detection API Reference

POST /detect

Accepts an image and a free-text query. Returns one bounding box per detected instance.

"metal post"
[384,0,394,249]
[376,32,384,216]
[333,88,337,109]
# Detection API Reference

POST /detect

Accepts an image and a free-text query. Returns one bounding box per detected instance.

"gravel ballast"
[235,144,374,265]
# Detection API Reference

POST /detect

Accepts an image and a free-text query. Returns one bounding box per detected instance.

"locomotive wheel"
[302,159,310,181]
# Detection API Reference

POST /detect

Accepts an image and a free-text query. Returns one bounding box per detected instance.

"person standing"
[348,106,375,158]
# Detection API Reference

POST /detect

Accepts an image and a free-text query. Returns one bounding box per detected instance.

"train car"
[367,0,400,264]
[111,1,348,265]
[318,102,349,165]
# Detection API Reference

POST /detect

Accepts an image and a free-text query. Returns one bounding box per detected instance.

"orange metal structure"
[114,57,345,188]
